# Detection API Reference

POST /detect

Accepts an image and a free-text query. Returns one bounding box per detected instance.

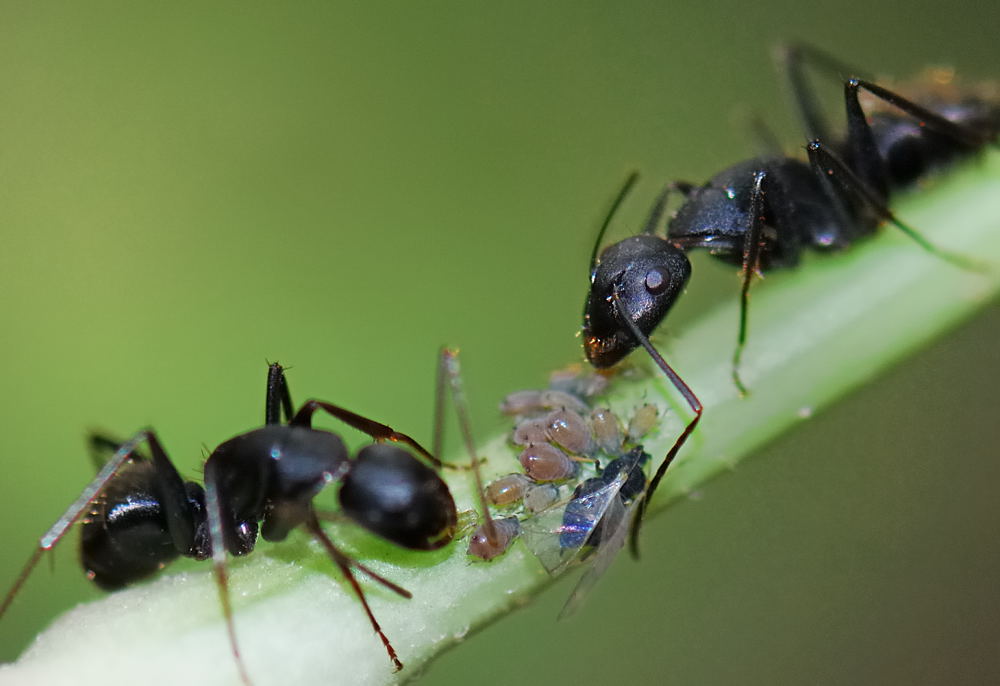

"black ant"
[1,357,499,683]
[582,44,1000,555]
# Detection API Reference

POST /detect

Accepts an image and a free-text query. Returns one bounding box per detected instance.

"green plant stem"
[2,154,999,686]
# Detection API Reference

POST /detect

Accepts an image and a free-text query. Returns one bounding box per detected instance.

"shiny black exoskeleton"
[582,44,1000,555]
[3,363,458,680]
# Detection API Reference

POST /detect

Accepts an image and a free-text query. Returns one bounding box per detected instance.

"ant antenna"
[589,172,640,275]
[610,284,703,557]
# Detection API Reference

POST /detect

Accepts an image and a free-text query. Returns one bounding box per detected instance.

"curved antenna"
[609,284,703,558]
[589,172,640,275]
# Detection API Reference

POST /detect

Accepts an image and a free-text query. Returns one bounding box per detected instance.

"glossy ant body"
[583,44,1000,553]
[2,360,492,683]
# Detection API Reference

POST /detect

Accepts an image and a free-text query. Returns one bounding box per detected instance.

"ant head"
[583,234,691,368]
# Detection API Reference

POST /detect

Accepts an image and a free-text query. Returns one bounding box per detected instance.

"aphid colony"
[468,367,660,599]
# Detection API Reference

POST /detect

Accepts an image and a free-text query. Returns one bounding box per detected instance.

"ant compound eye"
[644,268,670,295]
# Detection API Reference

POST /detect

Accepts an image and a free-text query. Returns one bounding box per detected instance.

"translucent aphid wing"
[557,492,640,620]
[520,470,628,576]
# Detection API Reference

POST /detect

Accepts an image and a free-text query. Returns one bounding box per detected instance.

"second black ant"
[2,355,500,684]
[582,44,1000,553]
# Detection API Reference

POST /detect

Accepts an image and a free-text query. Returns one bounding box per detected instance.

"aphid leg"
[304,512,405,672]
[1,430,159,617]
[265,362,295,425]
[806,140,984,271]
[732,170,768,396]
[203,458,253,686]
[589,172,640,274]
[290,400,442,468]
[611,286,703,558]
[437,347,498,546]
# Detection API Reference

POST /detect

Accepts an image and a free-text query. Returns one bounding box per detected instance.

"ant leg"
[641,181,696,235]
[589,172,640,274]
[848,78,996,148]
[436,347,498,545]
[745,111,785,157]
[611,284,703,558]
[841,77,998,196]
[1,430,194,617]
[202,458,254,686]
[290,400,443,468]
[774,43,870,144]
[807,140,982,270]
[85,431,142,471]
[265,363,295,425]
[304,511,405,671]
[732,170,769,396]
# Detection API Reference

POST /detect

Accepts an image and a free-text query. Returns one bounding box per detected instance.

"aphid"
[466,517,521,561]
[582,44,1000,553]
[590,407,623,454]
[1,361,487,683]
[511,408,595,456]
[526,447,651,618]
[501,389,590,417]
[471,393,656,574]
[547,366,611,399]
[485,473,534,506]
[519,443,578,482]
[522,483,560,514]
[625,403,658,445]
[544,408,594,455]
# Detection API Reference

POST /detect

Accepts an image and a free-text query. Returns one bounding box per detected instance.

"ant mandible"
[583,44,1000,554]
[2,358,499,684]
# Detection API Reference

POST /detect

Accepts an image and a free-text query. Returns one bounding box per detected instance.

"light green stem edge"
[3,153,999,686]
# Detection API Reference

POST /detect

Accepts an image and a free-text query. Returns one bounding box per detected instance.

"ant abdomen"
[339,443,457,550]
[80,462,209,590]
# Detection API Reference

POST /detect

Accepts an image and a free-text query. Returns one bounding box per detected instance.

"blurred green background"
[1,2,998,684]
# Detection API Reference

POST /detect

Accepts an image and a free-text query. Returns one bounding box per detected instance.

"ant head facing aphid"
[583,234,691,369]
